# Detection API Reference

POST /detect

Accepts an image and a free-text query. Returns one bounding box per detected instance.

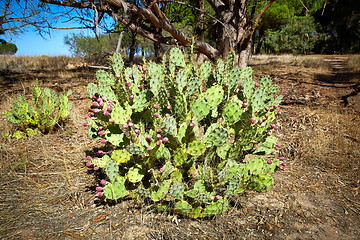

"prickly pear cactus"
[84,46,284,219]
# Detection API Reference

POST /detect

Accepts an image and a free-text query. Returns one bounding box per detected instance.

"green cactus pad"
[111,149,131,164]
[199,61,212,83]
[169,182,185,200]
[227,68,241,90]
[186,139,206,156]
[245,157,265,175]
[260,75,272,91]
[127,167,145,183]
[127,144,146,156]
[253,136,277,155]
[191,97,210,121]
[201,85,224,110]
[105,159,119,182]
[201,197,228,217]
[111,52,124,75]
[223,101,244,125]
[111,104,132,126]
[96,70,116,86]
[151,179,172,202]
[203,124,229,147]
[173,148,188,166]
[251,88,267,113]
[247,173,274,192]
[176,69,187,93]
[161,116,177,137]
[103,177,128,200]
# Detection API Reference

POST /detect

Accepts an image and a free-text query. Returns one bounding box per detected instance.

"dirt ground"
[0,54,359,240]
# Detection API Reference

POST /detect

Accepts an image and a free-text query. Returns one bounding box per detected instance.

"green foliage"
[0,40,18,55]
[85,47,283,218]
[264,16,319,54]
[4,81,72,136]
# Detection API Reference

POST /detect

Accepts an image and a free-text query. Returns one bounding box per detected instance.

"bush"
[4,81,73,137]
[84,47,284,218]
[264,16,318,54]
[0,41,18,55]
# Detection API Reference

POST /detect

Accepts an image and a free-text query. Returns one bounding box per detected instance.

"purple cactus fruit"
[101,139,107,144]
[93,102,99,107]
[138,85,143,89]
[135,129,140,134]
[224,83,229,88]
[154,113,160,118]
[109,118,115,123]
[282,162,286,166]
[98,131,105,136]
[156,140,162,146]
[141,74,145,79]
[85,114,91,120]
[167,105,172,110]
[265,107,270,111]
[86,162,92,167]
[103,111,110,116]
[91,117,97,120]
[156,129,161,133]
[130,95,134,99]
[189,122,195,128]
[240,89,244,93]
[216,195,221,200]
[160,167,165,173]
[277,111,282,115]
[128,122,134,128]
[97,98,102,103]
[267,132,271,136]
[126,82,131,87]
[156,134,162,139]
[258,119,263,124]
[274,126,279,130]
[123,124,129,129]
[99,126,104,131]
[278,156,284,161]
[115,73,121,78]
[273,105,278,109]
[96,192,103,197]
[94,109,100,113]
[219,118,224,122]
[100,179,107,185]
[267,160,273,164]
[162,137,169,143]
[271,124,276,129]
[98,150,104,155]
[83,122,88,127]
[92,95,97,99]
[87,156,92,161]
[165,114,170,117]
[107,106,112,112]
[148,146,153,151]
[265,114,269,119]
[265,186,269,189]
[96,186,103,192]
[129,74,133,79]
[146,135,152,140]
[154,104,159,109]
[108,100,114,105]
[242,103,248,108]
[250,118,256,124]
[255,82,260,87]
[94,166,99,171]
[102,96,107,101]
[142,66,147,72]
[100,102,105,108]
[210,196,215,201]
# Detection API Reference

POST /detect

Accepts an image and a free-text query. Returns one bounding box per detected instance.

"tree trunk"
[129,31,137,64]
[239,39,252,69]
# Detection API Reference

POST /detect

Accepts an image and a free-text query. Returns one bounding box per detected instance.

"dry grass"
[348,55,360,72]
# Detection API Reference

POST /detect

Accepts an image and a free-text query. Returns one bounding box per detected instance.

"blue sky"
[4,28,93,57]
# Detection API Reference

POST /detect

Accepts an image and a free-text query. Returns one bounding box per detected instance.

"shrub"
[84,47,284,218]
[4,81,73,137]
